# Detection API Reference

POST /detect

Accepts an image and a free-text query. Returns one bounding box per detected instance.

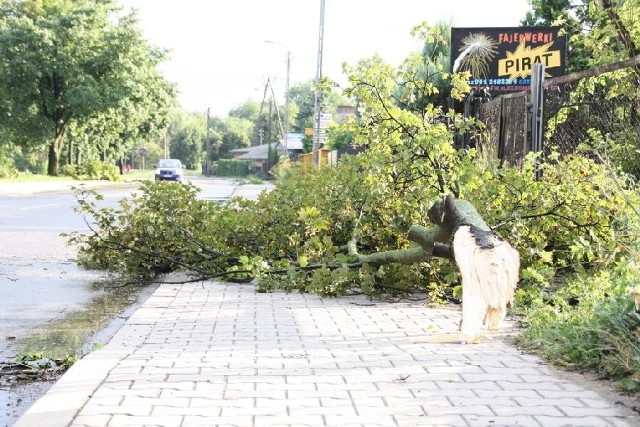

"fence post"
[530,63,545,177]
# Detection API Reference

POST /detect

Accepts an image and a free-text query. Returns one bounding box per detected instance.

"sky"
[118,0,533,117]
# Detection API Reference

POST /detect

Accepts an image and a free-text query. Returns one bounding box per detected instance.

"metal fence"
[476,55,640,168]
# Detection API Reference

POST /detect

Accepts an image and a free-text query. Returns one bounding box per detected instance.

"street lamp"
[264,40,291,152]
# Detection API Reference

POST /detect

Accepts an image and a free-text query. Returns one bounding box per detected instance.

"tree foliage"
[521,0,640,72]
[166,109,206,169]
[583,0,640,67]
[69,23,638,300]
[0,0,175,175]
[209,116,254,160]
[521,0,591,72]
[228,100,261,122]
[287,79,352,152]
[402,20,453,111]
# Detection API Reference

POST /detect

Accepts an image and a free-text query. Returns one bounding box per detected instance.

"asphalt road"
[0,175,270,346]
[0,176,273,425]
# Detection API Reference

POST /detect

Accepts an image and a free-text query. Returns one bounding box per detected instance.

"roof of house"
[229,142,285,160]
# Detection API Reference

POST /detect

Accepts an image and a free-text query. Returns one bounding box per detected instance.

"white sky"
[118,0,532,117]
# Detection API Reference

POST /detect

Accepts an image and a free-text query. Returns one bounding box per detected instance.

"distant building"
[336,105,356,123]
[229,142,286,170]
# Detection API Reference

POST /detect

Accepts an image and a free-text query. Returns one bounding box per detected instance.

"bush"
[70,181,222,276]
[515,268,640,395]
[216,159,256,177]
[0,144,45,177]
[60,162,120,181]
[461,152,640,304]
[0,157,18,178]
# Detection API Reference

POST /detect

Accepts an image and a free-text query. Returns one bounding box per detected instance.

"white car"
[154,159,184,181]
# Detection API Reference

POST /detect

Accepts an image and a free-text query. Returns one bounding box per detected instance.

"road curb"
[0,180,136,196]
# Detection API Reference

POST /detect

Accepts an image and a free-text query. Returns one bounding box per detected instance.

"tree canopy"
[0,0,176,175]
[521,0,640,72]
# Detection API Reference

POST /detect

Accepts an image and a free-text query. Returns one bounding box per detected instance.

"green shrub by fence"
[216,159,255,177]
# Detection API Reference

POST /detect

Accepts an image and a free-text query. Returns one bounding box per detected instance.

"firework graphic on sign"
[452,32,499,79]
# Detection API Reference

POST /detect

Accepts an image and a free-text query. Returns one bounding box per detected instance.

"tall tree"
[228,99,261,122]
[396,21,453,113]
[520,0,640,72]
[288,81,316,134]
[168,110,206,169]
[585,0,640,67]
[209,116,254,160]
[0,0,175,175]
[521,0,591,72]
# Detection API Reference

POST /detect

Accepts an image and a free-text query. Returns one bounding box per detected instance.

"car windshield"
[158,160,181,168]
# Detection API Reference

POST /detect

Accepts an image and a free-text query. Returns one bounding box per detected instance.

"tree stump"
[350,193,520,343]
[453,224,520,342]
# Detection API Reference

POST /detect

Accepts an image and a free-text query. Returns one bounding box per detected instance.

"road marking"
[16,203,59,211]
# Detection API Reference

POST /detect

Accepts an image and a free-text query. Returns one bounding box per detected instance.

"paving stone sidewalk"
[15,281,639,427]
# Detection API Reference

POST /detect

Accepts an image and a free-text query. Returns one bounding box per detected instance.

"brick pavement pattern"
[16,282,639,427]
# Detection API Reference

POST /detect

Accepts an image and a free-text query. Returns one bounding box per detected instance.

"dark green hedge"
[216,159,255,177]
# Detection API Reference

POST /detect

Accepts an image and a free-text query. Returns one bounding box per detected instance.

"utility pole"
[284,49,290,153]
[264,40,292,153]
[205,107,211,176]
[312,0,326,166]
[269,78,285,142]
[267,100,272,173]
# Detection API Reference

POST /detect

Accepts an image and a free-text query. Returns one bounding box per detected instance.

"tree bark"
[47,139,58,176]
[47,131,65,176]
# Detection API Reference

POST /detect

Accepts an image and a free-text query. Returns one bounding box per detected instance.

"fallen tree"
[70,183,520,343]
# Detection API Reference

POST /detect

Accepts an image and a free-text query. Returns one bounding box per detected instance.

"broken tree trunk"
[453,224,520,341]
[350,193,520,343]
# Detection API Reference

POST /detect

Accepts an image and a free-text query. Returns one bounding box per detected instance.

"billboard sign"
[285,133,304,150]
[450,27,566,94]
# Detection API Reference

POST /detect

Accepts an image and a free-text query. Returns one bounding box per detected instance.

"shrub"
[461,152,640,305]
[515,267,640,395]
[70,181,221,276]
[216,159,255,177]
[60,161,120,181]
